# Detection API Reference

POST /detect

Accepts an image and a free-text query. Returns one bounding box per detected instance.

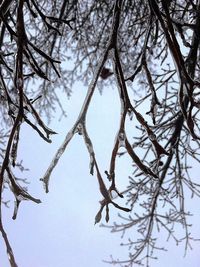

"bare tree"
[1,0,200,266]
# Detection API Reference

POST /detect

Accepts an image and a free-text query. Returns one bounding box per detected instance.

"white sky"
[0,80,200,267]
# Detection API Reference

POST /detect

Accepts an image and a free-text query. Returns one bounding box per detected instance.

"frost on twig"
[6,168,41,220]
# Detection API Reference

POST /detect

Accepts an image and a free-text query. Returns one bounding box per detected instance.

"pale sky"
[1,81,200,267]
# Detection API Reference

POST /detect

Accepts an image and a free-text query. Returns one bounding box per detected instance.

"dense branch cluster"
[0,0,200,266]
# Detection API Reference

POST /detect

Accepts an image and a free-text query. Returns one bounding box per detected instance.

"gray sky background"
[0,81,200,267]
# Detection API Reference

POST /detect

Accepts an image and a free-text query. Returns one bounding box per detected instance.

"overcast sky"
[1,81,200,267]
